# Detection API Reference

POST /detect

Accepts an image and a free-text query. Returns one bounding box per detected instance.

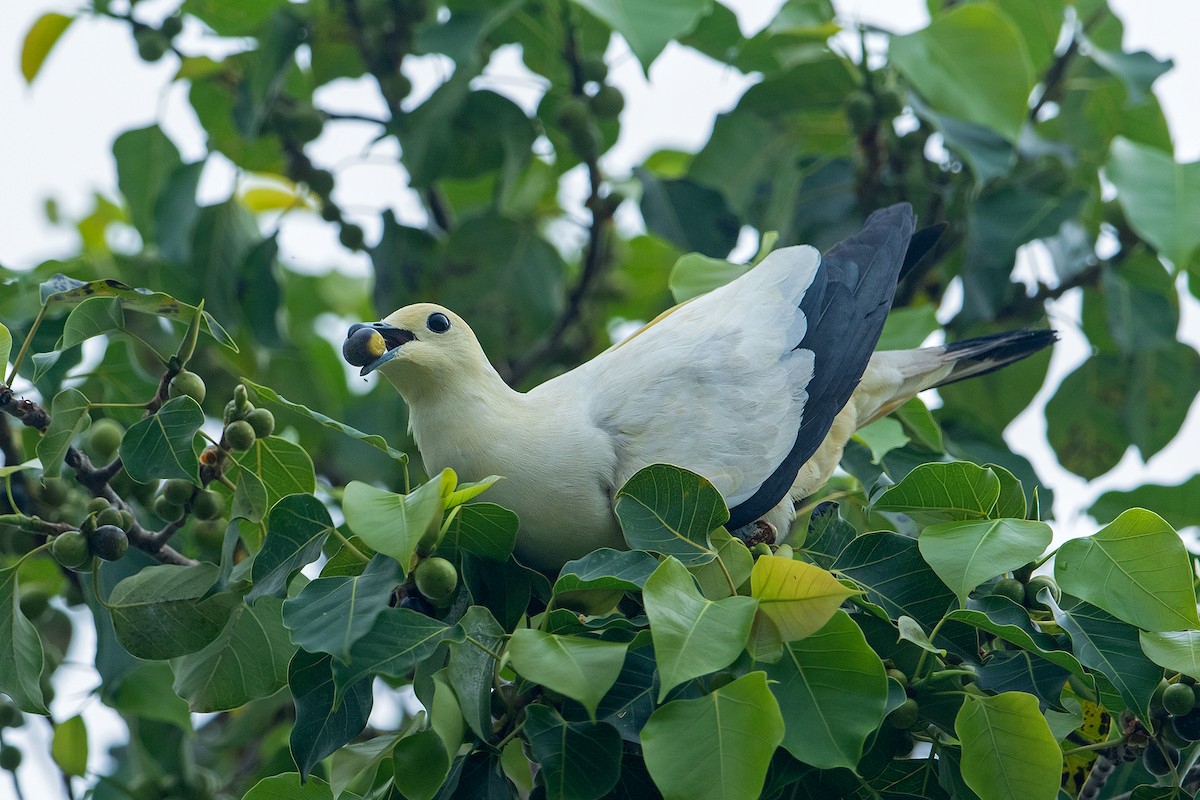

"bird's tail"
[932,329,1058,388]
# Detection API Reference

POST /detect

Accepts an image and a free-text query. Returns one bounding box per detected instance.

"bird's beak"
[346,322,415,376]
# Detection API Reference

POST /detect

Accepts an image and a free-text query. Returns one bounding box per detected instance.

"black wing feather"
[727,204,916,529]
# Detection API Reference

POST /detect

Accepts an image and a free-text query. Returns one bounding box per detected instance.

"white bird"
[345,204,1054,571]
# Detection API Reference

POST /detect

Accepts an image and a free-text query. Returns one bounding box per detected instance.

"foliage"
[2,0,1199,798]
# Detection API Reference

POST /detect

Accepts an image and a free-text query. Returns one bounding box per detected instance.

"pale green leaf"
[507,629,628,718]
[919,518,1052,604]
[955,693,1062,800]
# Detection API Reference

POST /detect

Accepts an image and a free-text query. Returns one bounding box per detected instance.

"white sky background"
[3,0,1200,796]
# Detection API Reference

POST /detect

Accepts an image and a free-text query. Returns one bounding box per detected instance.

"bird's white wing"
[534,244,821,509]
[533,204,915,524]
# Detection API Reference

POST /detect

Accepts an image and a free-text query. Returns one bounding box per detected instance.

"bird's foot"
[730,520,776,547]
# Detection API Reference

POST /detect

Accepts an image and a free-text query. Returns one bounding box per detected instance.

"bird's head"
[343,303,491,399]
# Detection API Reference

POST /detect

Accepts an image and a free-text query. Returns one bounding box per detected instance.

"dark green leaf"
[235,435,316,507]
[945,595,1088,680]
[113,125,183,240]
[282,554,401,662]
[1047,595,1161,721]
[447,605,505,741]
[642,672,783,800]
[975,650,1070,710]
[118,395,204,485]
[615,463,727,566]
[289,649,373,780]
[761,611,887,771]
[57,296,124,349]
[441,502,518,562]
[525,705,621,800]
[171,596,296,712]
[570,0,711,70]
[637,171,741,258]
[108,563,242,660]
[331,608,459,701]
[0,567,47,714]
[801,502,857,570]
[248,493,334,602]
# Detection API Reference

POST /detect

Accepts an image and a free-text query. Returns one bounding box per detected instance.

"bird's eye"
[426,312,451,333]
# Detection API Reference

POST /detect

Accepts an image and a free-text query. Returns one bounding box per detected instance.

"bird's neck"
[390,362,524,458]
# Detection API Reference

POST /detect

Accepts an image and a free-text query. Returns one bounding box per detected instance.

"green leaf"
[524,705,622,800]
[342,471,452,573]
[802,502,857,569]
[894,396,945,453]
[282,554,400,662]
[0,568,46,714]
[615,463,728,566]
[38,275,236,349]
[235,435,316,507]
[447,606,505,741]
[36,388,91,479]
[1054,509,1200,631]
[230,466,269,524]
[872,461,1002,524]
[642,672,784,800]
[1140,631,1200,680]
[553,548,658,614]
[570,0,712,71]
[975,650,1070,710]
[108,563,242,660]
[331,608,459,701]
[0,322,10,370]
[248,494,333,602]
[854,417,910,464]
[243,773,335,800]
[761,611,887,771]
[507,629,628,718]
[331,733,402,800]
[690,529,752,600]
[668,252,749,303]
[877,305,942,351]
[20,12,73,84]
[118,395,204,485]
[171,596,296,712]
[440,502,518,563]
[918,519,1052,604]
[750,554,856,642]
[637,171,741,258]
[643,557,756,699]
[890,3,1034,141]
[1047,596,1162,722]
[1107,137,1200,269]
[392,729,449,800]
[51,715,88,776]
[910,97,1016,185]
[242,379,408,463]
[834,532,956,634]
[110,663,190,728]
[945,596,1088,681]
[113,126,183,241]
[954,693,1062,800]
[444,475,500,508]
[288,649,372,780]
[989,463,1027,519]
[57,296,124,349]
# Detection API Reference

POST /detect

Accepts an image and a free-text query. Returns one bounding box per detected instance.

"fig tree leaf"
[248,493,334,602]
[0,567,47,714]
[108,563,242,660]
[750,555,856,642]
[524,705,621,800]
[955,692,1061,800]
[507,629,628,718]
[37,388,91,479]
[342,471,452,573]
[872,462,1002,524]
[288,649,372,781]
[282,554,401,662]
[569,0,712,72]
[119,395,204,485]
[615,464,727,566]
[918,518,1052,604]
[642,672,783,800]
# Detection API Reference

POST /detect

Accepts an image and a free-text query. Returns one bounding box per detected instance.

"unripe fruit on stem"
[844,90,875,133]
[80,514,98,536]
[135,29,168,62]
[87,418,124,461]
[886,668,908,687]
[887,698,919,729]
[1025,575,1061,609]
[0,703,21,729]
[245,408,275,438]
[1172,708,1200,741]
[41,479,69,506]
[162,479,195,507]
[588,85,623,118]
[307,169,335,198]
[1163,682,1195,716]
[96,508,125,528]
[0,744,21,770]
[774,544,794,560]
[169,370,207,403]
[579,56,607,83]
[414,557,458,603]
[225,420,257,451]
[19,588,50,620]
[87,497,111,514]
[990,577,1026,605]
[154,495,184,522]
[92,525,129,561]
[339,223,365,251]
[191,489,224,521]
[52,531,91,570]
[1143,743,1180,776]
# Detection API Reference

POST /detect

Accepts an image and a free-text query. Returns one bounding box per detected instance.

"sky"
[3,0,1200,796]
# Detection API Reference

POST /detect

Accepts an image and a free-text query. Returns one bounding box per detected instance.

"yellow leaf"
[22,13,73,84]
[750,555,858,642]
[239,186,310,213]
